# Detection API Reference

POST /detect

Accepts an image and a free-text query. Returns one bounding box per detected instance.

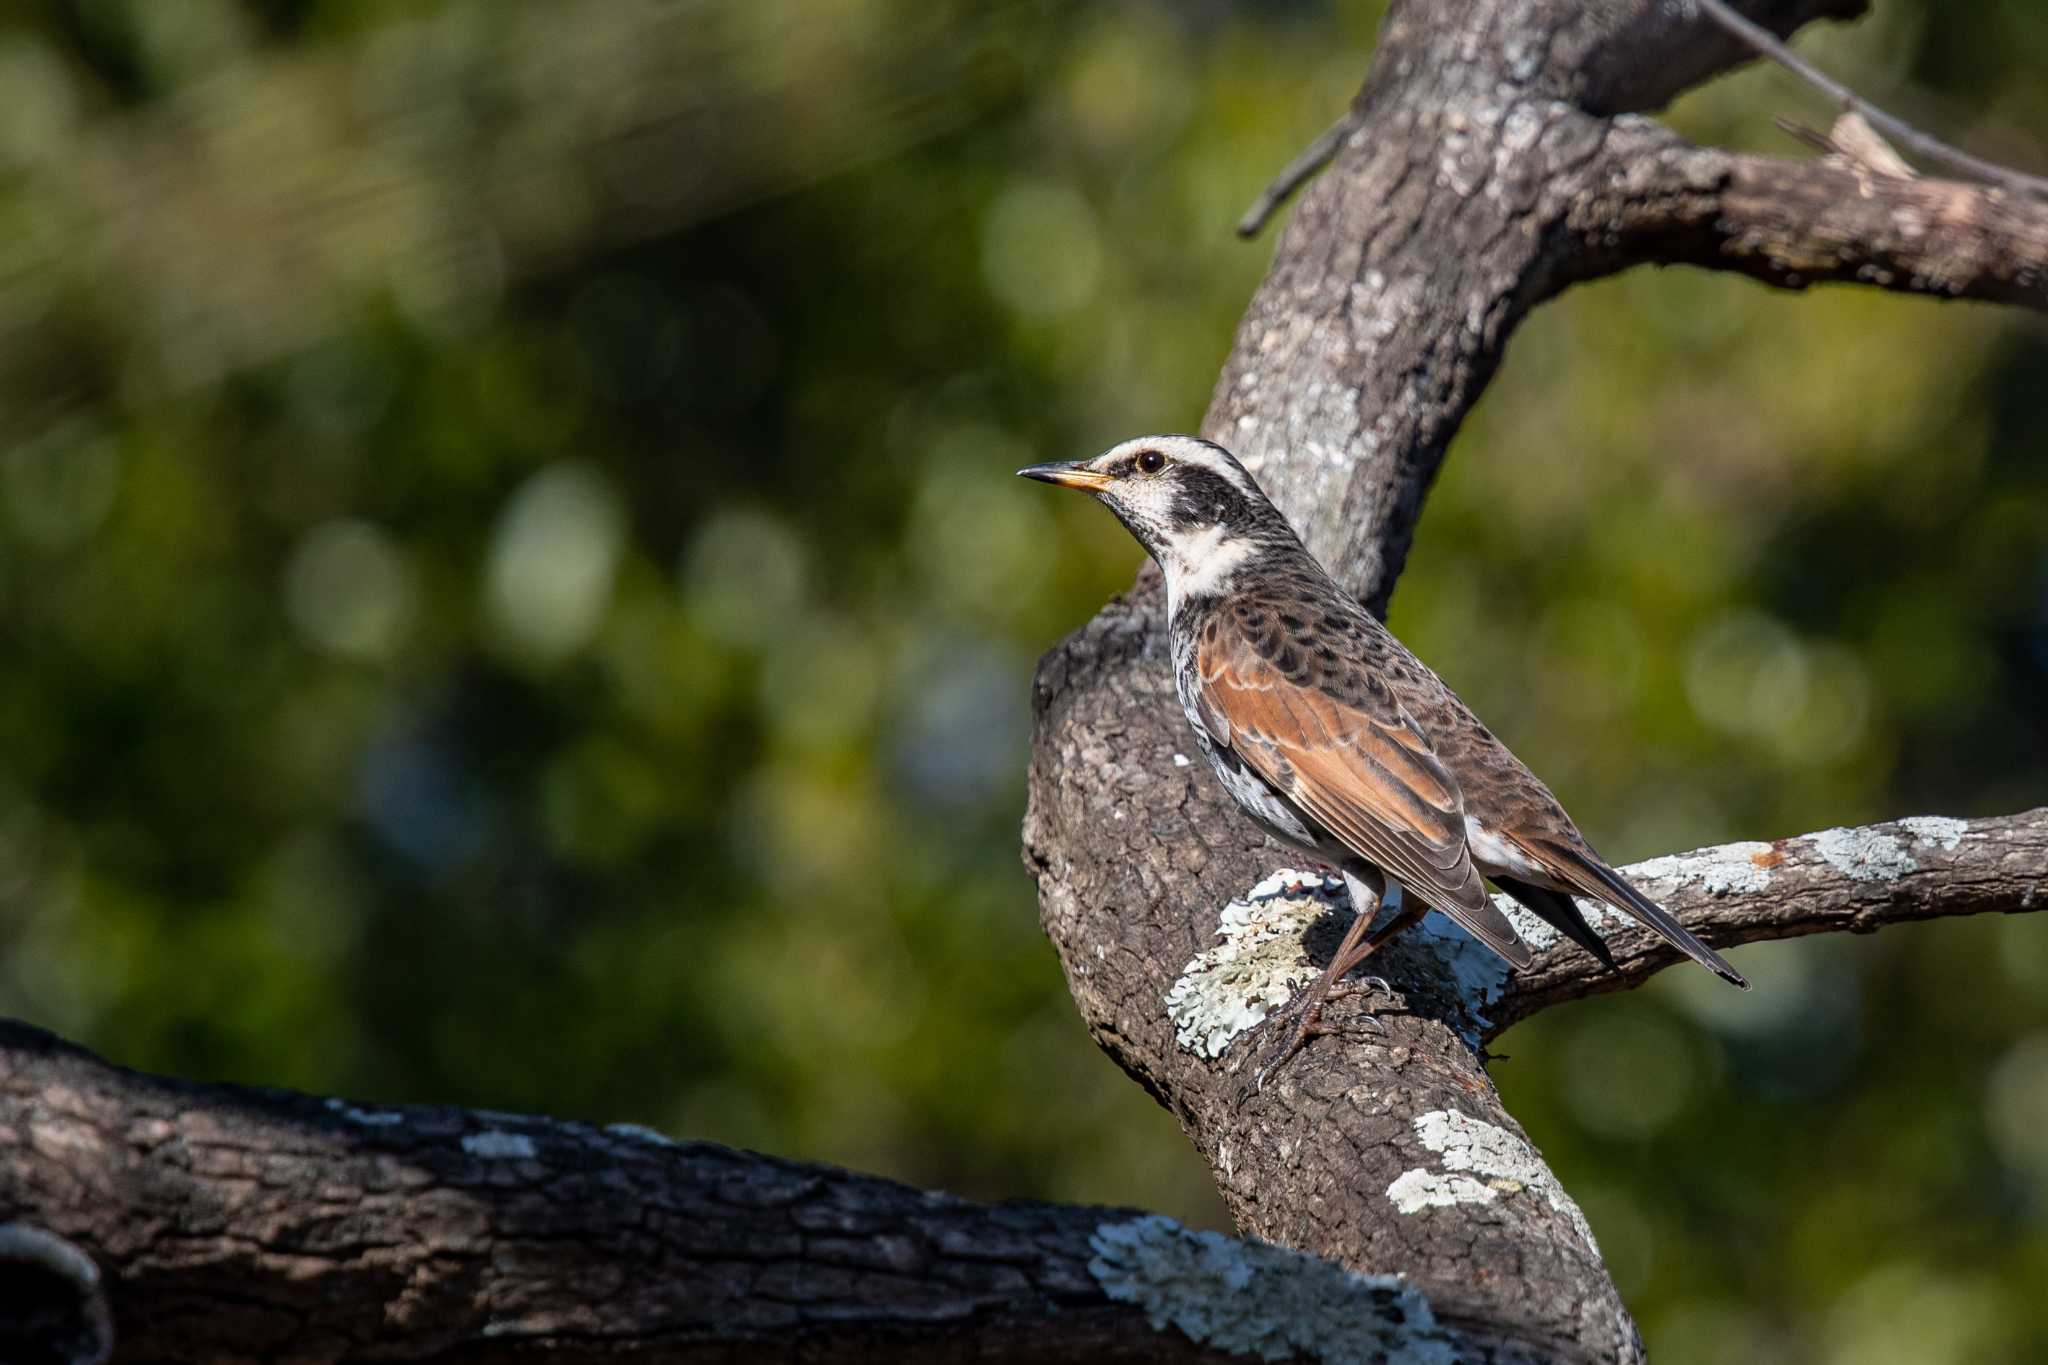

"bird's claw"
[1235,977,1396,1103]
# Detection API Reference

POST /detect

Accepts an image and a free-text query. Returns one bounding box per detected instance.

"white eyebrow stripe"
[1097,434,1262,501]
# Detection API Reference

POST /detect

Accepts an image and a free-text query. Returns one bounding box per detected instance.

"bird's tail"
[1492,876,1618,974]
[1518,838,1749,988]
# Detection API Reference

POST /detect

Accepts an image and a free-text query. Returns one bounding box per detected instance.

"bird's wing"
[1196,608,1529,968]
[1496,830,1748,988]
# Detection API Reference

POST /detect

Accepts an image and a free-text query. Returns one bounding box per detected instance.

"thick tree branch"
[5,812,2027,1362]
[0,1020,1467,1364]
[1027,587,1638,1363]
[7,1,2038,1360]
[1145,806,2048,1057]
[2,805,2039,1360]
[1026,1,2045,1361]
[1577,121,2048,308]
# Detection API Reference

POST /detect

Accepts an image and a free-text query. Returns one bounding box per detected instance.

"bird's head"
[1018,434,1294,606]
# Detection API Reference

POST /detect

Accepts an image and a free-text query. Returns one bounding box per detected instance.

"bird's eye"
[1136,450,1167,475]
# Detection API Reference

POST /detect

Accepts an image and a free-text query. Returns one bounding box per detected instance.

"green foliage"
[0,2,2044,1358]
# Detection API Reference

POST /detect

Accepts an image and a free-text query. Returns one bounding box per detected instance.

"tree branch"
[1027,1,2044,1359]
[1027,587,1642,1363]
[1151,806,2040,1053]
[0,1020,1468,1364]
[6,804,2037,1360]
[1492,808,2048,1024]
[1577,121,2048,309]
[1695,0,2048,198]
[9,1,2039,1359]
[1235,112,1362,240]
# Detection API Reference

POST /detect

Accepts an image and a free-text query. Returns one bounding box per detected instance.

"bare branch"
[1235,112,1362,239]
[0,1021,1467,1365]
[8,810,2036,1361]
[1490,808,2048,1028]
[1580,121,2048,309]
[1695,0,2048,199]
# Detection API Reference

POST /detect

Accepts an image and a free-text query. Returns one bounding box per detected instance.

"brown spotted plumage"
[1021,435,1745,1085]
[1192,590,1525,966]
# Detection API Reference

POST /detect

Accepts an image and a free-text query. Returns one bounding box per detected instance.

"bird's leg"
[1322,886,1425,985]
[1246,893,1427,1094]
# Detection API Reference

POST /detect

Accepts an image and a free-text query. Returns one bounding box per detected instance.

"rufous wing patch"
[1196,608,1529,967]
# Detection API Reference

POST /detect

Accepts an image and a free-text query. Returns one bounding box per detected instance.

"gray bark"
[2,807,2041,1361]
[8,1,2048,1361]
[0,1018,1442,1364]
[1024,0,2048,1360]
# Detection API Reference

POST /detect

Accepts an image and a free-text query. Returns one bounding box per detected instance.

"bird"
[1020,434,1747,1085]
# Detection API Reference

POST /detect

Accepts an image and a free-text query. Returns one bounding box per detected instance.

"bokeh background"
[0,1,2043,1359]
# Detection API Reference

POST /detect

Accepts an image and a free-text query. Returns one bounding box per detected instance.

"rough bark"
[0,804,2040,1360]
[8,0,2048,1361]
[0,1019,1463,1364]
[1578,122,2048,309]
[1027,585,1627,1360]
[1493,808,2048,1028]
[1024,0,2048,1361]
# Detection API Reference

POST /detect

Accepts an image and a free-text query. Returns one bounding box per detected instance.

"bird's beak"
[1016,461,1113,492]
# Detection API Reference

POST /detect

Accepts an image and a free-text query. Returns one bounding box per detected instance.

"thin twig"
[1697,0,2048,199]
[1236,110,1362,238]
[1773,114,1838,158]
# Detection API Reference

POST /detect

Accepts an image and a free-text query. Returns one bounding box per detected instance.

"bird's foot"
[1237,976,1394,1102]
[1328,975,1390,1001]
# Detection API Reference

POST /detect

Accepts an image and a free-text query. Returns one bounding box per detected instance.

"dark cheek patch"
[1171,469,1244,528]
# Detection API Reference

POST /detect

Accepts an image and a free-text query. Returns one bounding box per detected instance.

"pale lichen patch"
[1167,874,1555,1056]
[1088,1213,1457,1364]
[1384,1167,1495,1213]
[1812,826,1917,882]
[1492,892,1625,955]
[605,1122,678,1147]
[1899,815,1967,851]
[1385,1110,1597,1254]
[1410,899,1513,1046]
[1163,869,1342,1058]
[1494,894,1558,950]
[325,1097,406,1127]
[462,1130,538,1160]
[1625,840,1779,896]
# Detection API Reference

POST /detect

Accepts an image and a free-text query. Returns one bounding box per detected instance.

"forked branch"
[1696,0,2048,198]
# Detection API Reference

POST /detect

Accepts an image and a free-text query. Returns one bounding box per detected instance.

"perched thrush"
[1022,435,1746,1084]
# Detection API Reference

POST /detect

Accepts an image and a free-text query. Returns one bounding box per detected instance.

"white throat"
[1163,525,1254,615]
